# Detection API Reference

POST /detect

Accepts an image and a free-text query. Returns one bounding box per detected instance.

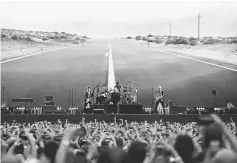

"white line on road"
[1,45,77,64]
[122,41,237,72]
[134,42,237,72]
[153,49,237,72]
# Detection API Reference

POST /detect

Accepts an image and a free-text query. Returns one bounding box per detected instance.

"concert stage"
[1,114,237,123]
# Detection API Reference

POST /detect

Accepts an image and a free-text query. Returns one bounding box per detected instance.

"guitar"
[86,97,93,103]
[85,82,102,103]
[155,93,168,102]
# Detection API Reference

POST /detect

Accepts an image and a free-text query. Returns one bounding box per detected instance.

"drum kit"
[120,86,137,104]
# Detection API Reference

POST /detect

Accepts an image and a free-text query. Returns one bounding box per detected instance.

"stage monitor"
[119,104,143,114]
[172,106,187,114]
[44,101,55,106]
[93,104,113,114]
[93,109,105,114]
[12,98,34,103]
[45,96,54,102]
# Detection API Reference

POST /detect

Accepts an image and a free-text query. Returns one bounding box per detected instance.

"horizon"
[1,1,237,37]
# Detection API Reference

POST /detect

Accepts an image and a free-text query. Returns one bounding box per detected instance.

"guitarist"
[154,86,166,114]
[84,87,94,113]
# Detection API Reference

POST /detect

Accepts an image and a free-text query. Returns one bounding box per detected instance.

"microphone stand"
[214,93,216,108]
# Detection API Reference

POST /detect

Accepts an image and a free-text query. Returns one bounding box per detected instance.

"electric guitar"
[85,97,93,103]
[85,82,102,103]
[155,93,168,102]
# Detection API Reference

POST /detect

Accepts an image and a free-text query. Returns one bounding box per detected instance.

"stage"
[1,114,237,123]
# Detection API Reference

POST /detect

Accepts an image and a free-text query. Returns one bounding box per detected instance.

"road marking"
[121,41,237,72]
[132,40,237,72]
[1,45,77,64]
[153,49,237,72]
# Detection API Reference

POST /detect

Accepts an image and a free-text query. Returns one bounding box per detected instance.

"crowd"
[1,114,237,163]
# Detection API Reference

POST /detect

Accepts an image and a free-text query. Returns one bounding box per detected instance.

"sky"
[1,1,237,37]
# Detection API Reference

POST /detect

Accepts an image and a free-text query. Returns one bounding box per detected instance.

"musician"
[154,86,166,114]
[84,87,94,113]
[115,81,122,92]
[111,87,120,114]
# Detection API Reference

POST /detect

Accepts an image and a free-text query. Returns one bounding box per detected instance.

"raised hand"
[210,114,223,124]
[63,127,83,141]
[87,144,99,161]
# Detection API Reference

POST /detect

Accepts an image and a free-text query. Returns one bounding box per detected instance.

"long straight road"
[2,39,237,109]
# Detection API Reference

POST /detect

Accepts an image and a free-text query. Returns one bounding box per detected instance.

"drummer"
[96,91,107,104]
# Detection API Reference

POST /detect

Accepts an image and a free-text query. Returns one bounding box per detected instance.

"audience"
[1,114,237,163]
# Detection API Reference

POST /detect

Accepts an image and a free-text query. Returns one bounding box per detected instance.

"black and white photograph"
[1,0,237,163]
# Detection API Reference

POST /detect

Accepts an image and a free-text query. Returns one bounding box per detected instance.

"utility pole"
[197,13,202,40]
[169,21,172,38]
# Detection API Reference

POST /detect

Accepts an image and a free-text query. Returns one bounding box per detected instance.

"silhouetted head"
[174,134,194,163]
[43,141,59,163]
[127,141,147,163]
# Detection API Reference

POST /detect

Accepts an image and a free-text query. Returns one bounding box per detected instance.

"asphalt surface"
[1,39,237,109]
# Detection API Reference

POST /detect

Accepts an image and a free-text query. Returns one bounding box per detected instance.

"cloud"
[1,1,237,37]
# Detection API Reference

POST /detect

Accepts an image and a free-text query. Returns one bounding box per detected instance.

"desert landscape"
[1,28,88,61]
[129,35,237,66]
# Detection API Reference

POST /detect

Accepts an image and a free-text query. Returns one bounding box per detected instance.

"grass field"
[1,38,237,109]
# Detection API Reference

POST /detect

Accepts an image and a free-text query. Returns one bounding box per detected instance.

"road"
[1,38,237,109]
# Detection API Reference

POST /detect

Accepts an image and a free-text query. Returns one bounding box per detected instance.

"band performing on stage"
[83,82,168,114]
[82,44,170,114]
